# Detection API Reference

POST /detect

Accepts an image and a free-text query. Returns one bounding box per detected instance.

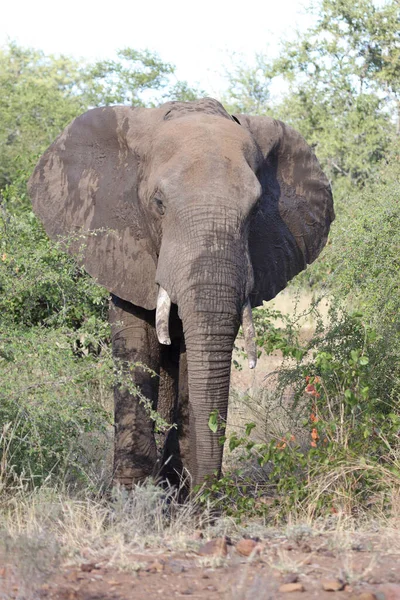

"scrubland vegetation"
[1,0,400,593]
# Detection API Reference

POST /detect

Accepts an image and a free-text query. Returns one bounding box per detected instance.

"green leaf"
[208,410,219,433]
[245,422,256,436]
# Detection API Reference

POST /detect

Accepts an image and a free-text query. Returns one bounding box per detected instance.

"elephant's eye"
[154,197,165,216]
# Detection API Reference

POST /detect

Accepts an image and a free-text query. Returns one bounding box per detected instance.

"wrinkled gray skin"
[29,98,334,489]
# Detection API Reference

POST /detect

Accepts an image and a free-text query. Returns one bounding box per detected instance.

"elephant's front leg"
[110,295,160,488]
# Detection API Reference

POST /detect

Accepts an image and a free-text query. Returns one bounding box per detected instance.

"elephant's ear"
[235,114,334,307]
[28,106,159,310]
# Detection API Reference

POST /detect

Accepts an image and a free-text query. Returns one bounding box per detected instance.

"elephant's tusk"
[156,286,172,345]
[242,299,257,369]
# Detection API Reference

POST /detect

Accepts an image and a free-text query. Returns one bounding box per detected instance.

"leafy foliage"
[224,0,400,196]
[0,42,203,191]
[0,43,86,188]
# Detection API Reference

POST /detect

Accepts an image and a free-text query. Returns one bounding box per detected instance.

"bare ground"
[2,526,400,599]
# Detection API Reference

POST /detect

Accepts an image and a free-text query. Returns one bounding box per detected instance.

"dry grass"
[1,474,400,599]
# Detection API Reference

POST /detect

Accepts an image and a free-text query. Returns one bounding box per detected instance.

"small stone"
[170,562,185,574]
[146,560,165,573]
[283,573,299,584]
[80,562,97,572]
[279,582,305,593]
[285,544,294,551]
[236,538,258,557]
[321,578,345,591]
[244,535,261,542]
[318,548,335,557]
[348,593,377,600]
[198,537,228,557]
[351,543,364,552]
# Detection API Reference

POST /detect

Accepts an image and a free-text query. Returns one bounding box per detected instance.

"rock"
[284,544,295,551]
[80,562,97,572]
[279,582,305,593]
[244,535,261,542]
[318,549,335,558]
[321,578,345,591]
[348,593,377,600]
[170,562,185,574]
[235,539,259,557]
[198,537,228,557]
[283,573,299,584]
[146,560,165,573]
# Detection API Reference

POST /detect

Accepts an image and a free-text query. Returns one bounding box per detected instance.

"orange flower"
[276,439,287,450]
[311,428,319,440]
[305,375,311,383]
[305,384,320,398]
[310,441,317,447]
[289,434,295,442]
[314,376,321,384]
[310,413,318,423]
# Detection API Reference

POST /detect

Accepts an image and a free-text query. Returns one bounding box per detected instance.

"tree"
[273,0,399,192]
[0,43,204,189]
[222,54,272,115]
[84,48,175,107]
[0,43,87,187]
[224,0,400,195]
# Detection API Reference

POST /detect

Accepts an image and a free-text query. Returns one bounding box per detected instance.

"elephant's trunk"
[180,301,239,486]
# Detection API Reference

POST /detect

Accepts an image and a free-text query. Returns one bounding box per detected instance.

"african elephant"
[28,98,334,489]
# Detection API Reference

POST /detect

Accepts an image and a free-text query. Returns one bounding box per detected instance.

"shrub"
[203,300,400,520]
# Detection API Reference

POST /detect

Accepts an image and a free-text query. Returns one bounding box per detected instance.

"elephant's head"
[28,98,333,484]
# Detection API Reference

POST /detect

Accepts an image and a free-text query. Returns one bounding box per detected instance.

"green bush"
[0,327,112,487]
[0,178,109,329]
[203,302,400,519]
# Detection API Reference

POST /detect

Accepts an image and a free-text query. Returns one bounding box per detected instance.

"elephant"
[28,98,334,489]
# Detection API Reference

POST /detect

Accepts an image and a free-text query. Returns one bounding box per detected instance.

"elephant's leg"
[177,340,191,478]
[158,343,191,487]
[158,308,191,486]
[158,341,181,483]
[110,295,160,488]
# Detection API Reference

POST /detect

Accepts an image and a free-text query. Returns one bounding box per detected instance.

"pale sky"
[2,0,313,96]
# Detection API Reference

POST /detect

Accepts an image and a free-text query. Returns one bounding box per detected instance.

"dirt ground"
[2,528,400,599]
